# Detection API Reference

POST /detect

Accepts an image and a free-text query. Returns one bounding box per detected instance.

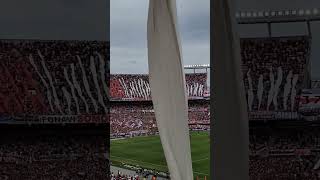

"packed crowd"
[111,171,158,180]
[249,126,320,179]
[0,133,109,179]
[241,36,310,112]
[110,73,208,100]
[110,74,150,101]
[250,127,320,152]
[111,173,140,180]
[110,101,209,137]
[0,39,110,116]
[250,156,320,180]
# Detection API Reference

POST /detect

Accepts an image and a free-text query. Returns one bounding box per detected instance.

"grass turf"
[111,131,210,179]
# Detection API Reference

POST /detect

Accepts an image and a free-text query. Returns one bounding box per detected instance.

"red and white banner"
[110,73,208,101]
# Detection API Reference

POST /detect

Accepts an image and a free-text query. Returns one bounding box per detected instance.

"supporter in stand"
[0,40,109,116]
[111,170,149,180]
[249,126,320,179]
[0,133,109,179]
[241,37,309,112]
[110,101,209,137]
[110,73,207,100]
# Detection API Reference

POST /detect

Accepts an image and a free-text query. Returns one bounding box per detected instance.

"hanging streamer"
[147,0,193,179]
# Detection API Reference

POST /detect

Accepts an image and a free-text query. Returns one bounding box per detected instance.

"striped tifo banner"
[110,73,208,100]
[0,40,109,119]
[147,0,193,179]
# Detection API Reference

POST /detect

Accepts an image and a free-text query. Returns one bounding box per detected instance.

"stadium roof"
[236,8,320,24]
[184,64,210,69]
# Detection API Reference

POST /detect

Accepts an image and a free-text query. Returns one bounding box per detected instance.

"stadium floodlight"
[292,10,297,15]
[298,9,304,15]
[313,8,319,15]
[252,12,257,17]
[285,10,290,15]
[241,12,246,18]
[306,9,311,15]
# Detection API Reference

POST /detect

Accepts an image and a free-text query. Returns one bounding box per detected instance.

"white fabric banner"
[212,0,249,179]
[147,0,193,179]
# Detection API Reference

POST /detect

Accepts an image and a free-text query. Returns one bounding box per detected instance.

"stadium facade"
[110,72,210,138]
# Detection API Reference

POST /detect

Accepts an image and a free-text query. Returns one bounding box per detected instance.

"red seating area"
[249,126,320,179]
[0,133,109,179]
[241,36,310,113]
[110,73,208,101]
[110,101,209,137]
[0,40,109,118]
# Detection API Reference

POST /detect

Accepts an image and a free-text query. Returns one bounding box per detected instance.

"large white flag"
[147,0,193,179]
[212,0,249,179]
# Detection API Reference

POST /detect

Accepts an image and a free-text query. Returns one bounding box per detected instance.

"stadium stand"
[241,36,310,120]
[110,36,311,137]
[239,36,320,179]
[298,89,320,119]
[249,121,320,179]
[110,100,209,138]
[110,73,207,101]
[111,36,319,179]
[111,170,160,180]
[0,39,110,178]
[110,73,209,138]
[0,39,110,118]
[0,124,109,179]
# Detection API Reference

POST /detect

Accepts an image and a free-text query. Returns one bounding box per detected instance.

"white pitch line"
[192,157,209,163]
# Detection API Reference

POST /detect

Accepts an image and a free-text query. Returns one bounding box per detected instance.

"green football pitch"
[111,131,210,179]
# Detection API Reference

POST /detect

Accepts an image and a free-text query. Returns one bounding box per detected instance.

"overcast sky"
[111,0,320,79]
[110,0,210,74]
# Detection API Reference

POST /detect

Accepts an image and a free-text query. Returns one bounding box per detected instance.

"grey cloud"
[111,0,210,74]
[112,0,320,79]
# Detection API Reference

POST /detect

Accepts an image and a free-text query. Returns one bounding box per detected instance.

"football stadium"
[111,6,320,179]
[110,1,210,178]
[110,71,210,179]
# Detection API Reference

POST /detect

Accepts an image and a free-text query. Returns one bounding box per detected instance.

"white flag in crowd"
[29,51,109,115]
